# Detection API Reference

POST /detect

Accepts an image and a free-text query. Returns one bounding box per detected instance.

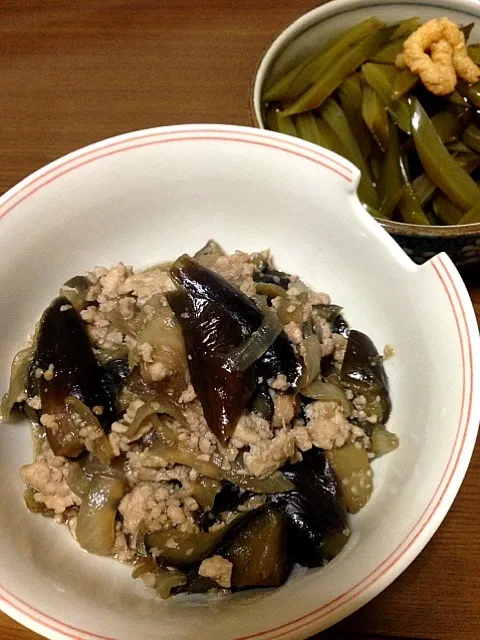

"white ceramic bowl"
[0,124,479,640]
[250,0,480,266]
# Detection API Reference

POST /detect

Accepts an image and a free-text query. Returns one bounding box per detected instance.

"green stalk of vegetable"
[368,138,384,183]
[409,97,480,212]
[265,104,298,137]
[447,140,473,154]
[389,16,421,39]
[279,17,385,102]
[398,159,430,225]
[376,114,403,218]
[467,43,480,64]
[433,192,464,225]
[364,204,388,220]
[362,82,389,151]
[337,72,371,157]
[391,68,419,101]
[431,108,468,143]
[456,80,480,109]
[281,26,395,116]
[462,123,480,154]
[319,96,378,208]
[295,111,325,146]
[361,63,411,133]
[310,115,347,157]
[369,39,404,64]
[412,172,436,206]
[412,152,480,206]
[263,58,313,103]
[458,200,480,224]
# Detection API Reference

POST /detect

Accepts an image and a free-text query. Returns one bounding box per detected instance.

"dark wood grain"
[1,2,479,640]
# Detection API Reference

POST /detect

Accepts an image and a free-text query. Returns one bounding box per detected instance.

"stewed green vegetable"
[261,16,480,226]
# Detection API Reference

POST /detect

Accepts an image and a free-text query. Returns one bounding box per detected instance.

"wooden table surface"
[1,2,479,639]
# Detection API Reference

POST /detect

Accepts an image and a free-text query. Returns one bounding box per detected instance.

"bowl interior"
[0,124,478,640]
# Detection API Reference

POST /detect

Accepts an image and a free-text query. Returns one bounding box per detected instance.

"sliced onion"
[66,465,91,501]
[370,425,400,457]
[108,307,139,338]
[300,379,352,416]
[313,304,343,323]
[123,398,187,441]
[132,556,157,579]
[148,440,293,494]
[136,307,187,380]
[146,527,228,568]
[298,335,322,390]
[65,396,113,465]
[193,239,226,268]
[0,345,35,420]
[149,442,223,480]
[223,309,283,373]
[274,297,303,326]
[23,487,55,517]
[224,460,295,494]
[59,276,90,312]
[75,473,125,556]
[191,476,221,510]
[155,567,187,599]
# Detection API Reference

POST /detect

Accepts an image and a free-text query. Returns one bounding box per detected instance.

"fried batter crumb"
[396,17,480,95]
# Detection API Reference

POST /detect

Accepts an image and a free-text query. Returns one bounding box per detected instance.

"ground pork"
[198,555,233,588]
[212,251,255,282]
[303,400,351,450]
[243,430,295,478]
[20,449,81,514]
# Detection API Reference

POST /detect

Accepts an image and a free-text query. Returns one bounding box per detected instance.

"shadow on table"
[458,263,480,289]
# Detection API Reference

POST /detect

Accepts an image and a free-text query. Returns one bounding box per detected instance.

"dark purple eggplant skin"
[36,296,113,456]
[340,329,391,422]
[217,505,290,589]
[99,358,130,423]
[248,378,274,421]
[253,268,291,290]
[268,448,349,568]
[170,255,301,387]
[331,313,350,337]
[167,289,256,445]
[198,482,253,531]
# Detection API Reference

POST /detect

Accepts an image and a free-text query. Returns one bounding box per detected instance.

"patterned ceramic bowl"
[250,0,480,266]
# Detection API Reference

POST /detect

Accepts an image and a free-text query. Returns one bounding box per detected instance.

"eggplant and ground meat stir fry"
[1,241,398,597]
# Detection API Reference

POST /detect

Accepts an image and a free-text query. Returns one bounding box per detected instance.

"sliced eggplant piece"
[174,571,219,595]
[326,442,373,514]
[268,448,349,567]
[217,505,289,589]
[248,379,274,421]
[35,296,113,456]
[253,268,292,290]
[313,304,343,323]
[170,255,300,387]
[370,424,399,457]
[331,313,350,337]
[167,289,256,444]
[59,275,90,312]
[75,472,126,555]
[145,526,229,569]
[99,358,130,422]
[193,239,226,268]
[198,481,253,530]
[340,329,391,422]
